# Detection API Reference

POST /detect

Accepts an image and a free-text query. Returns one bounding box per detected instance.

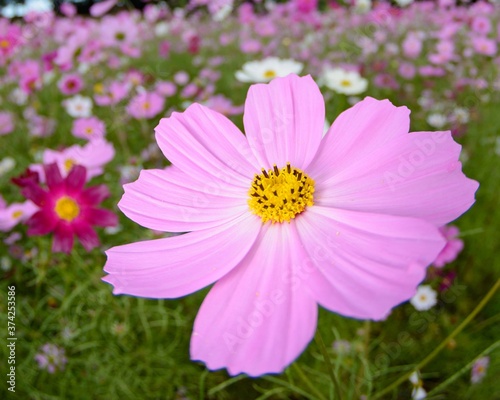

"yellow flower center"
[263,70,277,79]
[54,196,80,222]
[64,158,75,172]
[248,163,315,224]
[0,39,10,49]
[12,210,23,219]
[94,83,104,94]
[340,79,352,87]
[85,127,93,135]
[142,101,151,110]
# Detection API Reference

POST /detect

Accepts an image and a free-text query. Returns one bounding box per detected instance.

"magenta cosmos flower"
[18,163,117,253]
[103,75,478,376]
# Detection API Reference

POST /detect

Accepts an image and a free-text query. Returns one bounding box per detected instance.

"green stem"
[292,363,327,400]
[426,340,500,397]
[315,331,343,400]
[372,278,500,399]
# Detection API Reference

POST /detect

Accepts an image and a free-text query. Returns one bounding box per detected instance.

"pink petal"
[79,184,110,206]
[155,104,259,189]
[90,0,117,17]
[102,213,262,298]
[73,221,100,251]
[307,97,410,181]
[65,165,87,194]
[119,167,248,232]
[21,185,49,207]
[84,208,118,227]
[313,130,478,226]
[295,207,446,320]
[190,223,317,377]
[52,223,74,254]
[243,74,324,170]
[44,163,64,190]
[27,210,58,236]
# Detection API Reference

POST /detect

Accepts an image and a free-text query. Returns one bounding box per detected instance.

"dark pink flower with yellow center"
[18,163,117,253]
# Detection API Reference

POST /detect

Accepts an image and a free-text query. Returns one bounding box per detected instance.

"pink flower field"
[0,1,499,399]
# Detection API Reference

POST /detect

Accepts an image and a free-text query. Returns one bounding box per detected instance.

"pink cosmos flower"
[471,356,489,384]
[103,75,478,376]
[19,164,117,253]
[57,73,84,95]
[31,139,115,182]
[0,111,14,135]
[433,225,464,268]
[72,117,106,141]
[0,201,38,232]
[126,91,165,120]
[35,344,68,373]
[94,81,130,106]
[472,36,497,56]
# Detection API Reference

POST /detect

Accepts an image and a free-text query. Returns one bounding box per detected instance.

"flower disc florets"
[248,162,315,223]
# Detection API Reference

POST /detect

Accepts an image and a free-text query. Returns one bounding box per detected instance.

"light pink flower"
[34,344,68,373]
[126,91,165,120]
[94,81,130,106]
[0,201,38,232]
[72,117,106,140]
[471,356,489,384]
[90,0,117,17]
[32,140,115,182]
[103,75,478,376]
[433,225,464,268]
[0,111,14,135]
[471,16,491,36]
[472,36,497,56]
[402,33,422,59]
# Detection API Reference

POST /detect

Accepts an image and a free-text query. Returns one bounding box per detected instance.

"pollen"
[64,158,75,172]
[263,69,277,79]
[54,196,80,222]
[248,163,315,223]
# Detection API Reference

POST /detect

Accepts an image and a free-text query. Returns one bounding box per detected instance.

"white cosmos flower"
[426,112,447,128]
[410,285,438,311]
[355,0,372,13]
[63,95,93,118]
[235,57,304,83]
[322,68,368,95]
[395,0,414,6]
[412,386,427,400]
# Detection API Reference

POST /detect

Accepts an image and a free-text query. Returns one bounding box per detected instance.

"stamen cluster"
[248,163,315,223]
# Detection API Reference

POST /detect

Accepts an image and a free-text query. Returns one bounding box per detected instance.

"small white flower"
[426,113,447,128]
[63,95,93,118]
[0,157,15,176]
[212,4,233,22]
[451,107,469,124]
[412,386,427,400]
[322,68,368,95]
[409,371,420,385]
[395,0,414,6]
[354,0,372,13]
[9,88,28,105]
[155,22,170,37]
[410,285,438,311]
[77,63,90,74]
[235,57,303,83]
